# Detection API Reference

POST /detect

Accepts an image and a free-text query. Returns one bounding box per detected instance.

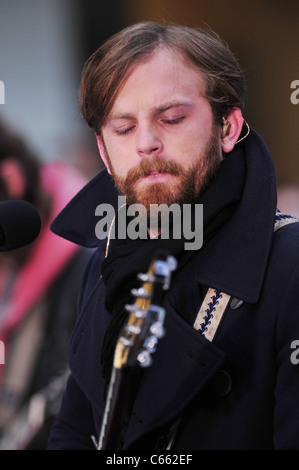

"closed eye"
[114,126,135,135]
[112,115,185,135]
[163,116,185,125]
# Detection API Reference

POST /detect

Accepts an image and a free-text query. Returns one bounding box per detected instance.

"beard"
[107,126,223,215]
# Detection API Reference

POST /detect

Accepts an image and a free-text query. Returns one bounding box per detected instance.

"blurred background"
[0,0,298,184]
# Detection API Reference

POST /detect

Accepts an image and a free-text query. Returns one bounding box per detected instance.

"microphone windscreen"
[0,200,41,251]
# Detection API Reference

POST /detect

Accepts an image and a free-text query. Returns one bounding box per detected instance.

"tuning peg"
[137,350,152,368]
[130,287,151,299]
[153,256,177,290]
[167,255,177,271]
[150,322,165,338]
[137,272,155,283]
[125,324,141,335]
[125,304,148,319]
[143,335,158,353]
[125,304,136,312]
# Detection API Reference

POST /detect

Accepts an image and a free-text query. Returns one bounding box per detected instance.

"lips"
[143,170,170,180]
[148,170,165,177]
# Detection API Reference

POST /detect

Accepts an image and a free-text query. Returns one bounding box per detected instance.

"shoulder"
[266,219,299,327]
[272,217,299,263]
[261,218,299,310]
[77,244,106,315]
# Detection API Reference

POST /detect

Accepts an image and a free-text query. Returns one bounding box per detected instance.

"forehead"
[110,48,207,113]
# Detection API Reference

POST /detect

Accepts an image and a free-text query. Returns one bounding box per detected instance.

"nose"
[136,123,163,157]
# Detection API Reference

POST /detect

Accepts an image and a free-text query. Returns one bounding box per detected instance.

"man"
[0,119,92,449]
[48,22,299,450]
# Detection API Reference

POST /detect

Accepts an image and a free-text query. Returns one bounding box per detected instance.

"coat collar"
[51,128,277,304]
[195,128,277,303]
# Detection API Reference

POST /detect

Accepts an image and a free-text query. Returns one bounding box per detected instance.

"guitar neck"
[96,252,177,450]
[97,365,134,450]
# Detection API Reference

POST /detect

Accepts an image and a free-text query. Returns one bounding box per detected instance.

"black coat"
[48,129,299,450]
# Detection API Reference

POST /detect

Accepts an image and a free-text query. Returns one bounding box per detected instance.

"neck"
[147,227,160,239]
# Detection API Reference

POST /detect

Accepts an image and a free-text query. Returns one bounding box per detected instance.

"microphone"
[0,200,41,251]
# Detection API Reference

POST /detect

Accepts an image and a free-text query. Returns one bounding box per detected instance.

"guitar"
[94,251,177,450]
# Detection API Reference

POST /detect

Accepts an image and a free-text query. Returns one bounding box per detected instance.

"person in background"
[0,118,93,449]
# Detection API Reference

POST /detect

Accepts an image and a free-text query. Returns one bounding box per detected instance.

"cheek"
[111,152,142,181]
[170,130,207,165]
[102,137,132,176]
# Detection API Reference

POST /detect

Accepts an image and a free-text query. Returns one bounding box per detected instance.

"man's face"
[100,48,223,209]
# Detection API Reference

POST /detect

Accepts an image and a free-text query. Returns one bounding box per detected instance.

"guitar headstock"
[113,252,177,371]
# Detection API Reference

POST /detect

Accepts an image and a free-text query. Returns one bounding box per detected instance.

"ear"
[0,158,26,198]
[221,107,244,154]
[95,133,112,175]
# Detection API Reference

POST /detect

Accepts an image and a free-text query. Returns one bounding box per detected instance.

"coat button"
[230,297,244,309]
[212,370,232,396]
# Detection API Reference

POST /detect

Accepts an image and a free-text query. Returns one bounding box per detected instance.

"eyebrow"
[108,112,134,121]
[108,100,193,121]
[155,101,193,115]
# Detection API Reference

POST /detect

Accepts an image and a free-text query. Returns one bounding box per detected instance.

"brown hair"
[79,22,246,134]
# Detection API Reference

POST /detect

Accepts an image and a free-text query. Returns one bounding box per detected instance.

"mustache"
[125,157,182,184]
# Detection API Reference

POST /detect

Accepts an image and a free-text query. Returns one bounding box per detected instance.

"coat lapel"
[195,130,277,303]
[68,271,226,445]
[124,304,226,447]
